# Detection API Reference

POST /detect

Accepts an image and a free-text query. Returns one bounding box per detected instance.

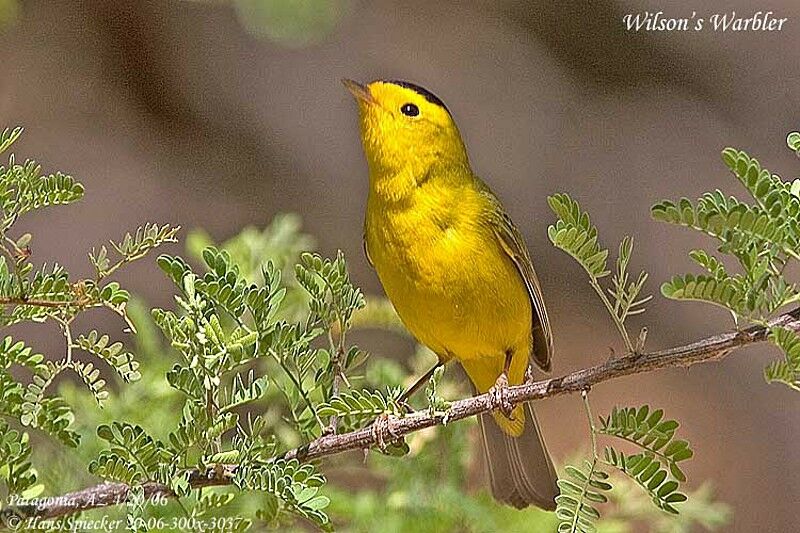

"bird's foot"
[488,372,514,418]
[371,413,400,451]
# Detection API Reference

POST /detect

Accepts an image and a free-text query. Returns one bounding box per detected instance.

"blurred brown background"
[2,0,799,530]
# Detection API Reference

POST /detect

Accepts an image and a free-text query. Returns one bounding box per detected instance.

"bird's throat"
[368,165,429,204]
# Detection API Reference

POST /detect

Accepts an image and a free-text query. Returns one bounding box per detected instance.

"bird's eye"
[400,103,419,117]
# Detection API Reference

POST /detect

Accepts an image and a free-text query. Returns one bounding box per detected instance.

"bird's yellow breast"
[365,179,532,368]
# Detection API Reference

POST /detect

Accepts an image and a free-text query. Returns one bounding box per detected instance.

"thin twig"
[589,277,634,353]
[266,347,325,430]
[3,307,799,523]
[582,390,597,459]
[63,319,73,365]
[0,296,73,309]
[326,333,345,435]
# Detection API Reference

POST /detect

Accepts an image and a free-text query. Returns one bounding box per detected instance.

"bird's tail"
[477,401,559,510]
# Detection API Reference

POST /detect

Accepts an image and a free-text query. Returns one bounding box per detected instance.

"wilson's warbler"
[344,78,558,510]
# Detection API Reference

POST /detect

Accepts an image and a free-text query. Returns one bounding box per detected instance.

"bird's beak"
[342,78,375,105]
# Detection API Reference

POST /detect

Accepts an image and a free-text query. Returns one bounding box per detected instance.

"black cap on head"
[381,79,449,113]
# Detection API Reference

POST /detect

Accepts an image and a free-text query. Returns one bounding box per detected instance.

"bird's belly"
[368,216,531,362]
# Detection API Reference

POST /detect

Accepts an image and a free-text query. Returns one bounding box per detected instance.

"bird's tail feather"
[477,401,559,510]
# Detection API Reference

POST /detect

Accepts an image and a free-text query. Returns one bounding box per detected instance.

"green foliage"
[603,449,687,514]
[89,422,170,485]
[222,370,270,414]
[69,360,109,406]
[73,331,141,383]
[557,402,695,532]
[598,406,693,484]
[555,460,612,532]
[599,406,691,514]
[660,273,747,315]
[0,127,22,154]
[82,221,375,528]
[91,223,180,279]
[186,214,315,320]
[317,388,404,431]
[0,155,84,231]
[0,419,37,495]
[549,194,650,353]
[235,456,329,529]
[653,133,800,390]
[295,250,365,332]
[765,326,800,391]
[548,193,610,278]
[0,127,175,499]
[653,140,800,324]
[610,237,652,323]
[788,131,800,155]
[327,415,726,533]
[125,484,146,533]
[609,478,730,533]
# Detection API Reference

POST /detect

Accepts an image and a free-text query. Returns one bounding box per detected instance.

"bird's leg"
[398,361,444,408]
[489,350,515,418]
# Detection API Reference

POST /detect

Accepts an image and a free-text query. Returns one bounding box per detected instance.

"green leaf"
[688,250,728,279]
[652,193,800,258]
[605,448,686,515]
[598,405,693,515]
[234,457,329,529]
[166,364,204,400]
[654,144,800,327]
[68,360,109,406]
[89,422,169,482]
[317,387,403,431]
[608,236,651,321]
[0,419,38,494]
[556,459,612,533]
[0,126,23,155]
[721,147,800,229]
[599,405,692,483]
[195,491,236,517]
[73,330,141,383]
[220,369,270,413]
[0,157,84,229]
[125,485,146,533]
[548,193,610,278]
[765,326,800,391]
[661,274,747,317]
[0,336,45,371]
[110,223,180,262]
[787,131,800,153]
[295,250,365,330]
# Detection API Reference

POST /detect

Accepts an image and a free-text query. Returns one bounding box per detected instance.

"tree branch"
[4,307,798,524]
[0,296,74,309]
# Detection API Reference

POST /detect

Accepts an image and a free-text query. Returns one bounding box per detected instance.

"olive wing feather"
[477,180,553,372]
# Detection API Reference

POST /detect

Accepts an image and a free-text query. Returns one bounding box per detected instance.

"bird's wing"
[476,179,553,372]
[363,233,374,268]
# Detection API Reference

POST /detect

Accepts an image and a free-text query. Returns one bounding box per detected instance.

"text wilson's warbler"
[344,78,558,510]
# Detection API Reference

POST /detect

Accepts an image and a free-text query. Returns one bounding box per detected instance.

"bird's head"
[343,79,469,176]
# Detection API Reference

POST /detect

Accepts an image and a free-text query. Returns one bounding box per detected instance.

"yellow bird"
[344,78,558,510]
